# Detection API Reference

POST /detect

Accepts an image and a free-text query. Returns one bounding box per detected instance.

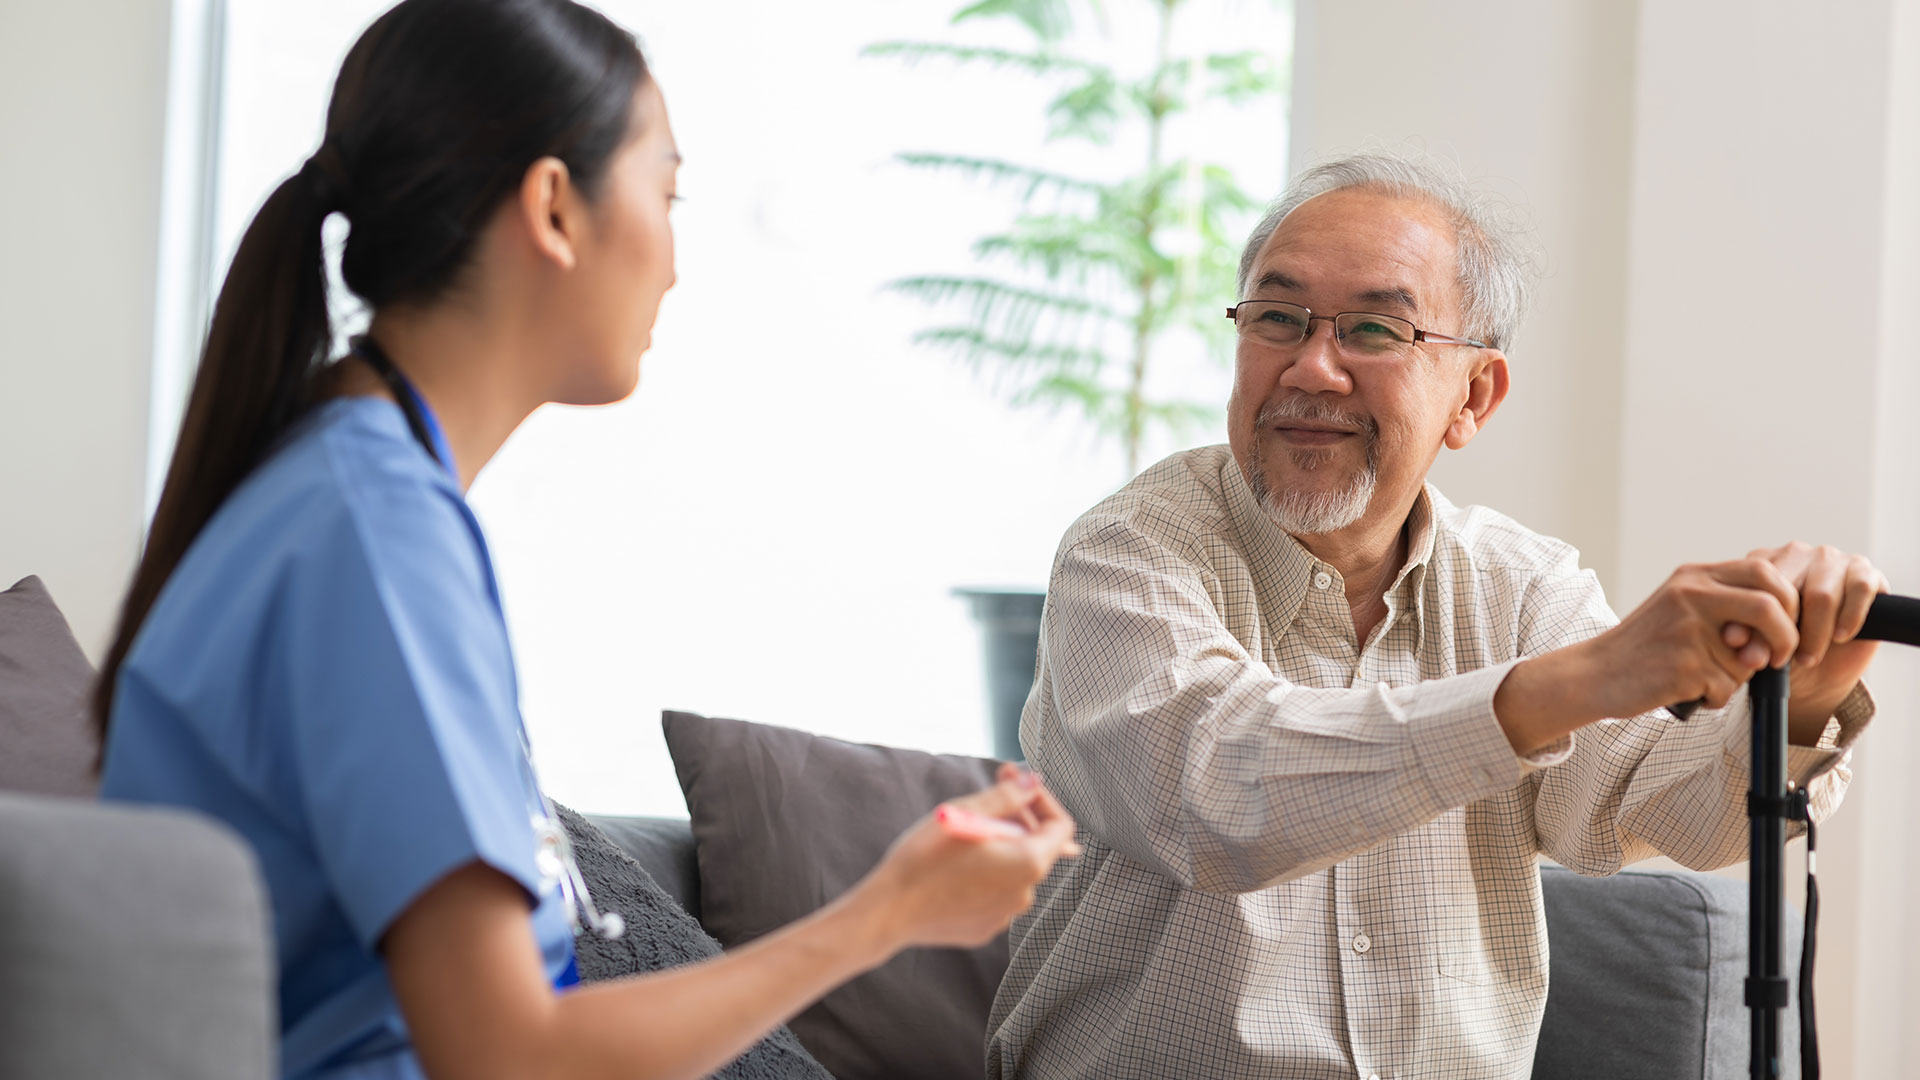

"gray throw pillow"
[554,803,832,1080]
[0,576,100,796]
[663,710,1007,1080]
[1534,864,1790,1080]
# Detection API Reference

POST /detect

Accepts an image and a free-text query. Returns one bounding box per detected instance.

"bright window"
[201,0,1291,816]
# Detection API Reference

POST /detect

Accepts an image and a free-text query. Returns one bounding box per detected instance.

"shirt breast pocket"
[1416,809,1493,987]
[1438,949,1491,986]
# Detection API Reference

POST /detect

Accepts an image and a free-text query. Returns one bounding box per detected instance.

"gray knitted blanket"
[556,803,834,1079]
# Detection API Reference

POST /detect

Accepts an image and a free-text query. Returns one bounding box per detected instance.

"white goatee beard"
[1255,459,1377,534]
[1246,397,1380,535]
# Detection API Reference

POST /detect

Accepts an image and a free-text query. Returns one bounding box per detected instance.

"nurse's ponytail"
[95,0,646,738]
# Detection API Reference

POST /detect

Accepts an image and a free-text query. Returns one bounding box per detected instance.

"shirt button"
[1352,933,1371,954]
[1313,571,1333,590]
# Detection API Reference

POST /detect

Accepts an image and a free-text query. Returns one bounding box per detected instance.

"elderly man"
[985,152,1881,1079]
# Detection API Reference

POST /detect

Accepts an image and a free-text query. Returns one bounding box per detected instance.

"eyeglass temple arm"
[1415,329,1488,348]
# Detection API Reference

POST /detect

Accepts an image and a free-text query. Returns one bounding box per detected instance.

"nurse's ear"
[516,156,581,271]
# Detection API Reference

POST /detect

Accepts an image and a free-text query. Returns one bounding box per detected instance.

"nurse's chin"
[554,357,646,407]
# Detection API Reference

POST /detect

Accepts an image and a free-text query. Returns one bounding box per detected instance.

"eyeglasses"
[1225,300,1486,357]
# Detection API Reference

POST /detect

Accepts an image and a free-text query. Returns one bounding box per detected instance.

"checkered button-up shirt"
[987,446,1869,1080]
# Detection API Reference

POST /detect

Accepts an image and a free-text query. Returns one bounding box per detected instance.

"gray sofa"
[0,576,1796,1078]
[0,790,1794,1079]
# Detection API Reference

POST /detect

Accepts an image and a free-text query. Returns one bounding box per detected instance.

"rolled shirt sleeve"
[1517,550,1869,875]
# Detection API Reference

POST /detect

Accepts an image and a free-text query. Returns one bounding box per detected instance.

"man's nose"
[1277,322,1354,395]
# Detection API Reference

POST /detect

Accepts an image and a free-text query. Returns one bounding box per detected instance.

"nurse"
[93,1,1081,1077]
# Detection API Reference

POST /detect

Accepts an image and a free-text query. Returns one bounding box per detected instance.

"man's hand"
[1733,541,1886,742]
[1495,545,1884,757]
[1496,558,1798,755]
[1587,557,1807,718]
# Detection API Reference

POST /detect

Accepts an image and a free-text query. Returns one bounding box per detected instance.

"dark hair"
[94,0,647,734]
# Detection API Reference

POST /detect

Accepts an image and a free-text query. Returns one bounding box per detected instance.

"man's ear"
[1445,348,1509,450]
[516,156,579,271]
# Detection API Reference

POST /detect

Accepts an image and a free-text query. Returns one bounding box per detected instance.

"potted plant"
[870,0,1285,758]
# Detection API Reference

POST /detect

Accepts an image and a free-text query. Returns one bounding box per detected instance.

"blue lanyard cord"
[351,337,458,483]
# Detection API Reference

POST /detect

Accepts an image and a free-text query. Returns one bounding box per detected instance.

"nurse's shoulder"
[310,394,493,581]
[125,396,489,694]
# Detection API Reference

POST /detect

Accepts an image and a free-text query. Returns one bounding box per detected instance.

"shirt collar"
[1394,485,1440,594]
[1223,457,1441,640]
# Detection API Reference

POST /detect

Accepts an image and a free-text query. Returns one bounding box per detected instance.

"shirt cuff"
[1786,679,1874,788]
[1404,659,1567,810]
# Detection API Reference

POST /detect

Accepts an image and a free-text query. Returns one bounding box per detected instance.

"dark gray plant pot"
[954,588,1046,762]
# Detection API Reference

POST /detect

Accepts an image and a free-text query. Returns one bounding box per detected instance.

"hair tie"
[300,140,351,211]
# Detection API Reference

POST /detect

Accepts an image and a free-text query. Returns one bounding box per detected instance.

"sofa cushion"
[664,710,1005,1080]
[1535,863,1795,1080]
[555,803,831,1079]
[586,812,701,917]
[0,576,100,796]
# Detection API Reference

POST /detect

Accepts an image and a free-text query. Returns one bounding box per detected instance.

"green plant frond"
[861,40,1096,76]
[1011,372,1123,417]
[868,5,1279,472]
[951,0,1077,42]
[884,277,1124,349]
[1107,160,1256,222]
[912,326,1111,373]
[971,216,1138,282]
[1201,51,1288,103]
[1045,68,1124,143]
[1139,399,1222,431]
[1197,163,1261,211]
[1127,50,1286,119]
[892,153,1105,201]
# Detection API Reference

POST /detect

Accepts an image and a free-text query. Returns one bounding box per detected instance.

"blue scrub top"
[101,396,576,1080]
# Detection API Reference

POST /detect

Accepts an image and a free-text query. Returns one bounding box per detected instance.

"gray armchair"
[0,792,276,1079]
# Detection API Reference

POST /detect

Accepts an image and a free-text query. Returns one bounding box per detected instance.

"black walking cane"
[1669,592,1920,1080]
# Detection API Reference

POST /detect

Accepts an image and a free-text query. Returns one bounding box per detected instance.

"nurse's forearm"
[548,886,900,1079]
[386,861,907,1080]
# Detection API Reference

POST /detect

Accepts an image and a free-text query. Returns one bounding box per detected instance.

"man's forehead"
[1253,269,1422,315]
[1252,189,1457,313]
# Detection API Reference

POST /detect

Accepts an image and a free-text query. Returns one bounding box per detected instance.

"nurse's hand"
[852,764,1082,950]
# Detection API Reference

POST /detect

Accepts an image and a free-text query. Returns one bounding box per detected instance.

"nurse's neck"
[330,307,542,493]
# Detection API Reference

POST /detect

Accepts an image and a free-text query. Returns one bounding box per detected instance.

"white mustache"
[1255,397,1379,442]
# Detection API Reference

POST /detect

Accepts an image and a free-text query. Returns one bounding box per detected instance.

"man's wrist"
[1493,643,1604,757]
[1786,689,1852,746]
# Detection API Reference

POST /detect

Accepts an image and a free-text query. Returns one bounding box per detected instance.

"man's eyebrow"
[1356,286,1419,314]
[1253,270,1302,293]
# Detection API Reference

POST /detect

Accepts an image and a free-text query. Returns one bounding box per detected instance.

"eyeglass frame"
[1224,300,1488,352]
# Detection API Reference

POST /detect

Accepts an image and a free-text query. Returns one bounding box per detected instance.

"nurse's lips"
[1272,420,1357,447]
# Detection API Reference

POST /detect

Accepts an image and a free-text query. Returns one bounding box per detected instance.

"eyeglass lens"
[1233,302,1417,357]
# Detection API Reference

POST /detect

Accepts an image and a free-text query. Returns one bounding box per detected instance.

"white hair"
[1236,151,1535,350]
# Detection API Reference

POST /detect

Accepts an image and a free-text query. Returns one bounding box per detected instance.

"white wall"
[1616,2,1920,1071]
[1295,0,1920,1074]
[0,0,174,657]
[1290,0,1636,592]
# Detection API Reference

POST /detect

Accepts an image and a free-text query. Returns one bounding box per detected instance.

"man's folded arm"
[1519,557,1871,875]
[1026,523,1564,894]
